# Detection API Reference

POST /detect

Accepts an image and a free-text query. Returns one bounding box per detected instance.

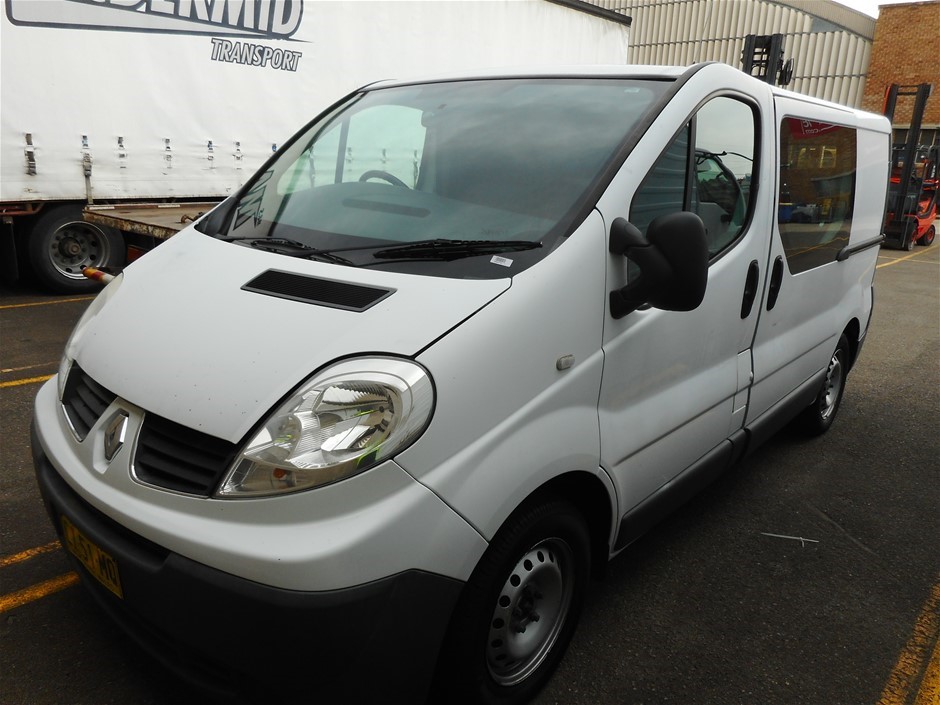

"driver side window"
[630,96,757,259]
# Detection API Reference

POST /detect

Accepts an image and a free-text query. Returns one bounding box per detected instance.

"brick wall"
[860,1,940,128]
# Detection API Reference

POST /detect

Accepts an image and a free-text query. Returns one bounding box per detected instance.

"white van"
[32,63,890,705]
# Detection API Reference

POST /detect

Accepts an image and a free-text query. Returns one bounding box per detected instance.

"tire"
[27,205,125,293]
[919,225,935,247]
[904,229,916,251]
[432,499,591,705]
[799,333,850,436]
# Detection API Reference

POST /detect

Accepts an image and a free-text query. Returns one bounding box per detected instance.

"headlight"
[58,273,124,399]
[217,358,434,497]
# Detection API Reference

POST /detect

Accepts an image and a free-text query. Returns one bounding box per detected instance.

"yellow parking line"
[0,374,54,389]
[1,363,59,374]
[0,296,93,310]
[0,543,78,614]
[0,541,61,568]
[915,636,939,705]
[877,250,936,269]
[878,578,940,705]
[0,573,79,614]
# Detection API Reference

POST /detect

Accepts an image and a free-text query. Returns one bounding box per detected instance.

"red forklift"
[883,83,938,250]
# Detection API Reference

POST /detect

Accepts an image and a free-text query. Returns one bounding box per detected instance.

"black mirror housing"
[609,212,709,319]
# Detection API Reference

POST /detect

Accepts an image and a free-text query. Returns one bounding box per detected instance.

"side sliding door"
[747,95,867,441]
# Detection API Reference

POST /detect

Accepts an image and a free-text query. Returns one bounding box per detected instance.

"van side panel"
[595,64,776,519]
[746,96,889,426]
[397,212,610,541]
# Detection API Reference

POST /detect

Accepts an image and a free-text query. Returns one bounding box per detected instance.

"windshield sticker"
[233,170,273,230]
[491,256,513,268]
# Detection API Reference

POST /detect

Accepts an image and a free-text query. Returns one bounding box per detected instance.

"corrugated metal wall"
[587,0,875,108]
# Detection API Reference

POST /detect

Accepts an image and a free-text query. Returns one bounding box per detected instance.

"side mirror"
[609,212,709,319]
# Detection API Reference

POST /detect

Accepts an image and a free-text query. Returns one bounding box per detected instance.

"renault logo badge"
[104,412,128,462]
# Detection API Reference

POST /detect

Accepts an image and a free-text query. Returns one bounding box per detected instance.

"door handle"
[741,260,760,318]
[767,256,784,311]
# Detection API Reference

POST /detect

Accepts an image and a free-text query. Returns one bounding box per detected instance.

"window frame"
[776,115,858,275]
[628,91,761,264]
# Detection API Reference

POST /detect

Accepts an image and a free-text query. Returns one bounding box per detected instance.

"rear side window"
[778,118,857,274]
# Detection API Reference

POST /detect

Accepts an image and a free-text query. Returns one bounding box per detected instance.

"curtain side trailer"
[1,0,631,292]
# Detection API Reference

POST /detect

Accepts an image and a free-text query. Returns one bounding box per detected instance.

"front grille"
[62,364,116,440]
[134,414,240,496]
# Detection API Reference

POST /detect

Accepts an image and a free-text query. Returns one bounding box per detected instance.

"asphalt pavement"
[1,242,937,705]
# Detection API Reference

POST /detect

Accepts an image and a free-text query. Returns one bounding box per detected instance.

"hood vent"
[242,269,394,312]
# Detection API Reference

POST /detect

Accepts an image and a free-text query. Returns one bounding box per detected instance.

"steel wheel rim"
[486,537,574,686]
[49,221,111,280]
[820,349,845,421]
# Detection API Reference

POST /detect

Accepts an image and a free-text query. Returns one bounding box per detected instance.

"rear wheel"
[919,225,935,247]
[432,499,591,705]
[799,334,849,436]
[27,205,125,293]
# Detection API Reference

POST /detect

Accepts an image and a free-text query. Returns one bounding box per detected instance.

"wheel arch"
[521,470,614,579]
[430,472,607,703]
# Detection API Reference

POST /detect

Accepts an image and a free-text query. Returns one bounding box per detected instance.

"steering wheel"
[358,170,409,188]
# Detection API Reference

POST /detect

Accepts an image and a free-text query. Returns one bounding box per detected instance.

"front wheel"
[798,333,850,436]
[27,205,125,293]
[432,499,591,705]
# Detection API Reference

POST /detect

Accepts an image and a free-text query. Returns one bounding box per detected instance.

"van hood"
[70,229,509,443]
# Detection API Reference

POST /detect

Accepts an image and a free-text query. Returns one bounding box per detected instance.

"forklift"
[882,83,938,249]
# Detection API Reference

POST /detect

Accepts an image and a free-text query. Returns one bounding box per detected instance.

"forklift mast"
[741,34,794,87]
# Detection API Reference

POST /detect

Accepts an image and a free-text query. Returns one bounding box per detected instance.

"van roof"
[364,63,891,131]
[365,63,692,90]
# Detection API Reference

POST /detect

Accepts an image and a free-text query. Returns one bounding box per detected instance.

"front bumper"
[32,424,463,704]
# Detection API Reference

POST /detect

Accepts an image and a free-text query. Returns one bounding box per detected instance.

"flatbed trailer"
[82,203,220,242]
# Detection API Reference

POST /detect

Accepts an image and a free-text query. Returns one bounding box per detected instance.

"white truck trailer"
[0,0,630,292]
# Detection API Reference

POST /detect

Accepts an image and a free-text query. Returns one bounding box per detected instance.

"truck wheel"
[799,334,849,436]
[27,205,125,293]
[919,225,935,247]
[432,499,590,705]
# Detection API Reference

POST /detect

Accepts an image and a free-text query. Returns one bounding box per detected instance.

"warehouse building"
[860,1,939,146]
[580,0,939,144]
[587,0,877,107]
[594,0,875,107]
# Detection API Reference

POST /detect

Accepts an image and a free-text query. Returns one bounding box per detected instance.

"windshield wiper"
[220,237,355,266]
[217,236,542,265]
[372,239,542,261]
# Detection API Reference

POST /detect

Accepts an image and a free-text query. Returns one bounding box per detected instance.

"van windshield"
[219,78,667,278]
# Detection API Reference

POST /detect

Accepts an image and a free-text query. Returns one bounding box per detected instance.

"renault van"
[32,63,890,705]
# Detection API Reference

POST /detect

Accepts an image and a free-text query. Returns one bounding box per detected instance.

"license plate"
[61,515,123,599]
